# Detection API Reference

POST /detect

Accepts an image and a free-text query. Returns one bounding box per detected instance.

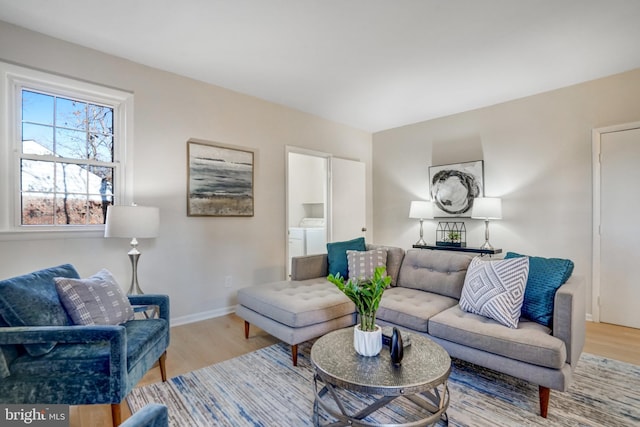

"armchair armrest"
[0,325,127,394]
[128,294,170,325]
[290,254,328,281]
[553,275,586,368]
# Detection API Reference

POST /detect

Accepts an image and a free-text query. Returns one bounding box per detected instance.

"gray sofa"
[237,244,585,418]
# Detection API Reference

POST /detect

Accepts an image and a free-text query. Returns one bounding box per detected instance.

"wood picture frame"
[187,139,254,217]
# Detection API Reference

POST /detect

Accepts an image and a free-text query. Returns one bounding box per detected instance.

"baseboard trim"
[171,305,237,327]
[585,313,593,322]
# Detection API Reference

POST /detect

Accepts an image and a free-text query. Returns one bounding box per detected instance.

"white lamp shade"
[471,197,502,220]
[104,205,160,238]
[409,201,434,219]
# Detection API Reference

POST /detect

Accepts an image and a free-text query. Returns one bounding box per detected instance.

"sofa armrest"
[553,275,585,368]
[291,254,328,281]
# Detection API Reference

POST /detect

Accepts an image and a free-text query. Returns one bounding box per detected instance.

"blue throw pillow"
[0,264,79,356]
[504,252,574,327]
[327,237,366,278]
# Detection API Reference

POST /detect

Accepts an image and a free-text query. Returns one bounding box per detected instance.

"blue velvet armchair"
[0,264,170,427]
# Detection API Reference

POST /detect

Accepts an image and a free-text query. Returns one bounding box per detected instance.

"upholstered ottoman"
[236,278,356,365]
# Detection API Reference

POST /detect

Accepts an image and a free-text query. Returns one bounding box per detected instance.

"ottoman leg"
[291,344,298,366]
[244,321,250,339]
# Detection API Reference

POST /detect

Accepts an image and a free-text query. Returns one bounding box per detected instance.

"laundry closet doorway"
[286,147,366,277]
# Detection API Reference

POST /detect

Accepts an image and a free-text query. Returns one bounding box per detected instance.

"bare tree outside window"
[20,89,116,225]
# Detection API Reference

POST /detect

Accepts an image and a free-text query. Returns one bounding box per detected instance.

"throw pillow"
[0,264,78,357]
[347,249,388,281]
[504,252,574,327]
[459,256,530,328]
[327,237,366,278]
[55,269,135,326]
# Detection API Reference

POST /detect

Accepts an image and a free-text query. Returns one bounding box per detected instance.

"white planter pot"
[353,324,382,356]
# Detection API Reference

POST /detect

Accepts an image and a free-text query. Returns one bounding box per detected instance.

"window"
[0,62,133,233]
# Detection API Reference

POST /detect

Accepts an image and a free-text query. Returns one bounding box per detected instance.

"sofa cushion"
[505,252,574,327]
[366,244,405,286]
[327,237,366,278]
[459,257,529,328]
[55,269,134,326]
[347,249,387,281]
[237,279,355,328]
[397,249,473,299]
[0,264,78,357]
[429,305,566,369]
[378,287,458,332]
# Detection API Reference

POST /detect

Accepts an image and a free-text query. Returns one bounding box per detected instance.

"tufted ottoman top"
[237,279,355,328]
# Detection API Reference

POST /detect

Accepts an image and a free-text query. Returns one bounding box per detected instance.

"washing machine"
[288,218,327,276]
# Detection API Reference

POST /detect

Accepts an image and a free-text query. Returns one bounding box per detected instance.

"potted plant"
[328,266,391,356]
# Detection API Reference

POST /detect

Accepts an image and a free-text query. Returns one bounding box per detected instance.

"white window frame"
[0,61,134,238]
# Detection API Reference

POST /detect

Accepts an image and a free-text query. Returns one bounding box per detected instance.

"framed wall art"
[187,139,254,217]
[429,160,484,217]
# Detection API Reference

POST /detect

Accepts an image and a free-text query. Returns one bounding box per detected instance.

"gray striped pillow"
[346,249,388,281]
[54,269,134,325]
[459,256,529,328]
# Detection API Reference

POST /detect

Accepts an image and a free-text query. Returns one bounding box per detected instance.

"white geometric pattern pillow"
[346,249,388,281]
[54,269,134,325]
[459,256,529,328]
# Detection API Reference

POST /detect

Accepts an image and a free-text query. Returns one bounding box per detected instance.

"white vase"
[353,324,382,356]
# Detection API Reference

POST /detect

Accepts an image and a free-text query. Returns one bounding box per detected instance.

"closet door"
[330,157,366,242]
[599,127,640,328]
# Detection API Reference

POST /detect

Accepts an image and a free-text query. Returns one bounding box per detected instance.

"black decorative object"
[390,327,404,365]
[436,221,467,247]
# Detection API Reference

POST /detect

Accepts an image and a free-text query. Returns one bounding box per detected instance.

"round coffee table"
[310,327,450,427]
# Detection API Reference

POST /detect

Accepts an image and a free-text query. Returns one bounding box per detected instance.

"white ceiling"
[1,0,640,132]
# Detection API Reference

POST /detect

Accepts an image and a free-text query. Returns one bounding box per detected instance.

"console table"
[413,244,502,256]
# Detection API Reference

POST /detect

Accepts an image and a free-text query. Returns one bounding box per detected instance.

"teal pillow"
[504,252,574,327]
[327,237,366,278]
[0,264,78,356]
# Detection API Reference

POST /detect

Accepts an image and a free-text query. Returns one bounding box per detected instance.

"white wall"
[0,21,372,324]
[372,68,640,317]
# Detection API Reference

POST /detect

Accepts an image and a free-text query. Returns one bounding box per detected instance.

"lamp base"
[479,240,495,251]
[127,252,144,295]
[414,238,427,246]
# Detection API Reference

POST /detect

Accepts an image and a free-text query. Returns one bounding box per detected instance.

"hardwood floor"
[70,314,640,427]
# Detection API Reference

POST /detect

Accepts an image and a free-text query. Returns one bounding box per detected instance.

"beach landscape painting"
[187,140,254,216]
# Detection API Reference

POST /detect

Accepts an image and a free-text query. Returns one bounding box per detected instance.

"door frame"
[592,121,640,322]
[285,146,331,277]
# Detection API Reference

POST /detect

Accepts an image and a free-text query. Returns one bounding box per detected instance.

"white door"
[599,127,640,328]
[330,157,366,242]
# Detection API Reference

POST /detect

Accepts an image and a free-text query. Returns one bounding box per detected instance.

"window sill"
[0,227,105,241]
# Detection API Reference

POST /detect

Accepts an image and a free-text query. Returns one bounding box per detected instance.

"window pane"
[90,133,114,162]
[22,192,54,225]
[55,162,89,194]
[55,195,88,225]
[22,90,54,125]
[21,159,54,192]
[88,104,113,134]
[22,123,54,154]
[56,97,87,130]
[88,199,104,225]
[56,128,87,159]
[90,166,114,224]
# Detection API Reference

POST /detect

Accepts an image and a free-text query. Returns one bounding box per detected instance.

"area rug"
[127,342,640,426]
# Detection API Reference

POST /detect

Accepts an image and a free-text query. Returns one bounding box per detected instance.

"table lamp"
[471,197,502,250]
[409,201,434,246]
[105,204,160,294]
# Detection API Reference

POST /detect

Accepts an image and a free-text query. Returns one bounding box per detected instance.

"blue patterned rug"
[127,341,640,426]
